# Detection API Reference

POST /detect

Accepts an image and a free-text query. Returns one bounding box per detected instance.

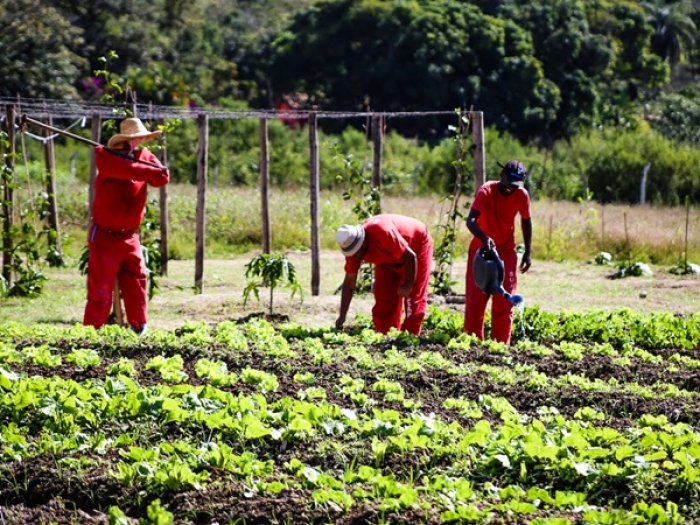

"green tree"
[47,0,164,87]
[651,87,700,145]
[0,0,85,98]
[262,0,559,142]
[499,0,617,144]
[642,0,697,68]
[587,0,668,122]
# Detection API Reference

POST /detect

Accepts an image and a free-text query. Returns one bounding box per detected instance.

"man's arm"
[336,271,358,330]
[96,146,169,187]
[520,217,532,272]
[397,247,417,297]
[466,209,494,250]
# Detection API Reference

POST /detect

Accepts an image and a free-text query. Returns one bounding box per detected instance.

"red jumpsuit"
[344,214,433,335]
[83,146,169,331]
[464,181,531,344]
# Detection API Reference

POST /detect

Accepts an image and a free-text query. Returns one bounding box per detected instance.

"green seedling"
[243,253,303,316]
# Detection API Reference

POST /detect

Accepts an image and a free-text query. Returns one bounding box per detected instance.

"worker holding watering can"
[464,160,532,344]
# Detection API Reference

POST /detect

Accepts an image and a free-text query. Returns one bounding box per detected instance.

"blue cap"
[500,160,526,187]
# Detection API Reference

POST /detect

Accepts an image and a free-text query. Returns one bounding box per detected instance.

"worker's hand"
[397,283,412,298]
[520,251,532,273]
[482,237,495,252]
[335,315,345,331]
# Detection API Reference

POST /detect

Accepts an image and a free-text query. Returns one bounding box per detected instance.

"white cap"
[336,224,365,256]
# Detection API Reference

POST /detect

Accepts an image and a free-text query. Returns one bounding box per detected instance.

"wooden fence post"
[88,114,101,218]
[640,163,651,205]
[309,112,320,295]
[158,119,169,276]
[259,117,271,254]
[472,111,485,190]
[2,105,15,288]
[43,116,62,263]
[371,113,383,212]
[194,114,208,293]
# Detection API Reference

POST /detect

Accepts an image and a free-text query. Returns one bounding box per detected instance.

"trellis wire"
[0,97,458,121]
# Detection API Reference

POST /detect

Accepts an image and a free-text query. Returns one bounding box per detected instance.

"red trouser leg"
[372,264,403,334]
[490,248,518,344]
[83,230,124,329]
[464,244,488,339]
[401,237,433,335]
[118,236,148,331]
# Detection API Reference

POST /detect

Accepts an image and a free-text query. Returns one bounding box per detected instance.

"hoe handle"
[20,115,165,169]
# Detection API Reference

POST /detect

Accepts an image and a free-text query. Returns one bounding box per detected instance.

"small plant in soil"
[243,253,303,316]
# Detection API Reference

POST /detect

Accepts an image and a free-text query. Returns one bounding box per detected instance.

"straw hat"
[107,118,161,149]
[336,224,365,257]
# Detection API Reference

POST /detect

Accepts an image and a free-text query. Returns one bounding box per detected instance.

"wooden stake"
[43,116,62,261]
[194,114,208,293]
[309,112,320,296]
[472,111,485,190]
[88,114,101,216]
[684,199,690,268]
[259,117,271,254]
[159,119,169,276]
[112,284,124,326]
[2,105,15,288]
[371,114,383,212]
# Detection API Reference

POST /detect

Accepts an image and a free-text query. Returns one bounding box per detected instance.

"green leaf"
[0,366,17,390]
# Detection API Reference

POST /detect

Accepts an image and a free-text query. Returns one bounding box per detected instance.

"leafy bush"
[586,129,700,205]
[594,251,613,265]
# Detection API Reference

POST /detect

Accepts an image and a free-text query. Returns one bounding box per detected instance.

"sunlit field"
[51,183,700,265]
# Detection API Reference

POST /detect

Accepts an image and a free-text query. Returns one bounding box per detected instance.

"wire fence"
[0,97,460,121]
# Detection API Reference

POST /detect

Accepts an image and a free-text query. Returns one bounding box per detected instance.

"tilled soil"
[0,323,698,524]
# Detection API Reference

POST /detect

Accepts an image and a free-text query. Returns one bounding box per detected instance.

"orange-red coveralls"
[344,214,433,335]
[464,181,531,344]
[83,146,169,331]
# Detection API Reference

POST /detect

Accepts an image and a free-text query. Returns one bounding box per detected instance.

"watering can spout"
[503,292,524,307]
[473,247,525,307]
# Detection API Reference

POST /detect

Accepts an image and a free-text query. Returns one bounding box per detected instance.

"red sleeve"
[96,146,169,187]
[471,184,490,213]
[344,257,362,274]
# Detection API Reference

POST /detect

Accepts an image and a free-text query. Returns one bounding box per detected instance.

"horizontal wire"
[0,97,465,121]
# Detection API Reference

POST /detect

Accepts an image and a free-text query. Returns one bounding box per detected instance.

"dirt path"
[0,252,697,331]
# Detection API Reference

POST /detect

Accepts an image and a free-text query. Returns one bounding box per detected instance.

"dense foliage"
[3,1,697,130]
[2,0,700,205]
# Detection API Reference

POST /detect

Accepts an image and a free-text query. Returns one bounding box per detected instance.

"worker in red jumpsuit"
[335,214,433,335]
[464,160,532,344]
[83,118,170,334]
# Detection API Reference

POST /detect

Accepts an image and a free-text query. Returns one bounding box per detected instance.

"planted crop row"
[0,307,698,523]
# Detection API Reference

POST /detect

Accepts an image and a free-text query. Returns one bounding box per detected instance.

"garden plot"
[0,306,699,524]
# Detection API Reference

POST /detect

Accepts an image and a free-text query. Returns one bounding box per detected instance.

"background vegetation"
[2,0,700,281]
[3,0,700,204]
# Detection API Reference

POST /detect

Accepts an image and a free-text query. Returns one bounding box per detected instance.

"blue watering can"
[473,247,524,307]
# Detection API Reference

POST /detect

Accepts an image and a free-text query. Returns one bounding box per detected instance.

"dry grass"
[531,199,700,263]
[52,184,700,263]
[3,186,699,331]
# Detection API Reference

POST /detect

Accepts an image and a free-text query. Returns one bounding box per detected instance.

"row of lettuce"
[0,307,698,523]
